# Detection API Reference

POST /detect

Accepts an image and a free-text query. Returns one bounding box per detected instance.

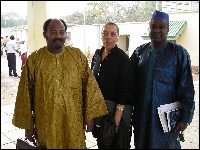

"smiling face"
[149,18,169,44]
[101,24,119,51]
[43,19,66,53]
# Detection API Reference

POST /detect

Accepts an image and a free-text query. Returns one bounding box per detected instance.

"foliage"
[134,1,162,22]
[86,46,91,58]
[1,12,27,27]
[192,66,199,74]
[62,11,84,25]
[62,1,162,25]
[2,2,162,27]
[194,67,199,74]
[125,50,129,56]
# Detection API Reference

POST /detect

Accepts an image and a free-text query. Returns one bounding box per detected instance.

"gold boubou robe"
[12,46,108,149]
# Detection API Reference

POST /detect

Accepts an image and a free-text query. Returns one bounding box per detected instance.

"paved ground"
[1,52,199,149]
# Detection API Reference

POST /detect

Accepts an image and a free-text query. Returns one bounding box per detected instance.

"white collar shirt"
[5,40,18,54]
[19,43,28,54]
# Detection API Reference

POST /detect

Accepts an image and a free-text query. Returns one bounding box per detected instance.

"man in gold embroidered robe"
[12,18,108,149]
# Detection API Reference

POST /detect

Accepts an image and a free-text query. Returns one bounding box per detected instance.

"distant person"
[5,35,20,77]
[130,10,195,149]
[1,42,4,56]
[3,36,9,55]
[19,39,28,70]
[12,18,108,149]
[91,22,135,149]
[3,35,9,48]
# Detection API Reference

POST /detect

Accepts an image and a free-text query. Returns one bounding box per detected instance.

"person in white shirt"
[19,40,28,70]
[5,35,20,78]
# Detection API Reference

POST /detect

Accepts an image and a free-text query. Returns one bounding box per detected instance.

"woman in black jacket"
[91,22,135,149]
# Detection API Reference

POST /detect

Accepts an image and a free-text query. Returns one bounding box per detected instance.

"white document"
[165,110,172,131]
[157,101,182,132]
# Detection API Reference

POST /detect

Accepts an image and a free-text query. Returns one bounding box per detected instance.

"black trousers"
[7,53,17,76]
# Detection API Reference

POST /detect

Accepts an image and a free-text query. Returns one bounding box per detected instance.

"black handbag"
[94,100,133,128]
[16,137,41,149]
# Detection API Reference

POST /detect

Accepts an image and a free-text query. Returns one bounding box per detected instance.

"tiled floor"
[1,104,95,149]
[1,104,135,149]
[1,104,20,149]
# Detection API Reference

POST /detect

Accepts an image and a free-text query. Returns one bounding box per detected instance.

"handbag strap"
[91,49,101,79]
[26,54,40,147]
[26,57,36,126]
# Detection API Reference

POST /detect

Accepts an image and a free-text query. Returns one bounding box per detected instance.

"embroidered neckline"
[149,42,168,52]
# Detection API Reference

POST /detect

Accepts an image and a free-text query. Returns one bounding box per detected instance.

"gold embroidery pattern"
[12,46,108,149]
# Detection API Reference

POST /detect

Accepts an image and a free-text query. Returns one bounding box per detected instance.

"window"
[66,32,71,40]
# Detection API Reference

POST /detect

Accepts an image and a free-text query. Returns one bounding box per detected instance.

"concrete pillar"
[27,1,47,54]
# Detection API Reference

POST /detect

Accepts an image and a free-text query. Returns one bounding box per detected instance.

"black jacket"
[91,45,135,105]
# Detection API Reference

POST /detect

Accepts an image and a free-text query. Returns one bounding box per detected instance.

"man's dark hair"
[102,22,119,35]
[10,35,15,40]
[43,18,67,32]
[6,36,8,38]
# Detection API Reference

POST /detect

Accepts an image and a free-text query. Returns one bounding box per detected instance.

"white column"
[27,1,48,54]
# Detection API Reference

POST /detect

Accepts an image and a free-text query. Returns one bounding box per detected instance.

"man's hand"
[83,120,94,132]
[25,129,37,142]
[16,49,20,54]
[174,121,188,132]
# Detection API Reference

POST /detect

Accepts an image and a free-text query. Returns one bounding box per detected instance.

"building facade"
[1,1,198,67]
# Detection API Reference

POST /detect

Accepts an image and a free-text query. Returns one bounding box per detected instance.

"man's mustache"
[53,38,63,42]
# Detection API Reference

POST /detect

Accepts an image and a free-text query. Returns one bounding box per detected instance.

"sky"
[1,1,89,18]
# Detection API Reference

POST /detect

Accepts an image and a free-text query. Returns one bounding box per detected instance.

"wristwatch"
[116,105,124,111]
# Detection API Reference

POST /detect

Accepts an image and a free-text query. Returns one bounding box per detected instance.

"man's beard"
[46,36,64,49]
[53,38,64,49]
[55,44,62,49]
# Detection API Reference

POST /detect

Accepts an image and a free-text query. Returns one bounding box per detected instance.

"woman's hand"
[115,121,120,133]
[114,104,125,133]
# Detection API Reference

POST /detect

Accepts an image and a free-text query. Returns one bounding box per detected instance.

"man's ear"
[43,32,46,38]
[167,27,169,34]
[167,24,169,33]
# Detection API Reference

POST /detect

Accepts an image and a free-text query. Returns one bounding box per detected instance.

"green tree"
[62,11,84,25]
[62,1,162,25]
[1,12,27,27]
[134,1,162,22]
[86,46,91,58]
